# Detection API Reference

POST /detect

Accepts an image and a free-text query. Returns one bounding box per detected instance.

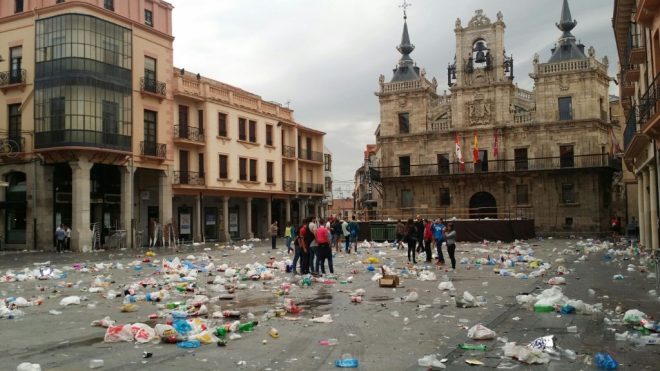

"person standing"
[315,219,333,275]
[395,219,405,250]
[64,225,71,251]
[296,219,310,274]
[444,222,457,270]
[55,224,66,253]
[332,218,342,253]
[404,219,417,264]
[270,221,279,250]
[432,219,446,265]
[341,219,350,253]
[423,219,433,262]
[414,215,425,254]
[306,217,318,274]
[348,215,359,253]
[284,221,293,254]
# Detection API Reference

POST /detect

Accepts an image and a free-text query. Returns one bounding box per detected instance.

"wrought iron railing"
[0,69,26,86]
[624,106,638,153]
[0,136,25,155]
[35,130,131,151]
[298,148,323,162]
[282,145,296,158]
[638,72,660,130]
[174,125,204,142]
[283,180,296,192]
[173,171,205,186]
[140,141,166,157]
[298,182,323,194]
[376,153,620,178]
[140,77,166,97]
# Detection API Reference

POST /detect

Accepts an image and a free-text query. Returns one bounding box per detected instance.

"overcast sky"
[168,0,617,198]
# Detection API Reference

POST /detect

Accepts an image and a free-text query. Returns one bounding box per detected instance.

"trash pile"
[516,286,602,314]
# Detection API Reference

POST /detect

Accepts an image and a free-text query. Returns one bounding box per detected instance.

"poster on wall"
[229,212,238,232]
[180,213,191,234]
[206,213,216,226]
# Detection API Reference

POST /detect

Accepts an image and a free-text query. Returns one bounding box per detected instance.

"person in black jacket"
[404,219,417,264]
[414,215,425,253]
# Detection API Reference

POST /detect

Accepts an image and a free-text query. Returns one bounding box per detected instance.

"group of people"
[54,224,71,253]
[395,216,457,270]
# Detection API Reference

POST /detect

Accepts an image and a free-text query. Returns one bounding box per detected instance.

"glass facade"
[34,14,132,151]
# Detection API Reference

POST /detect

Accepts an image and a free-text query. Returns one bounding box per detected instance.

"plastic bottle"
[593,352,618,370]
[319,338,339,346]
[458,343,487,351]
[215,326,228,337]
[176,339,201,349]
[533,304,555,313]
[238,321,258,332]
[335,354,359,368]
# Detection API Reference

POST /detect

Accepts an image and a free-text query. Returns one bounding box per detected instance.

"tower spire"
[547,0,586,63]
[391,1,420,82]
[555,0,577,39]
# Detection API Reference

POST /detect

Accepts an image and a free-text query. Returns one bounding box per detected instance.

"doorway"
[204,207,218,240]
[469,192,497,219]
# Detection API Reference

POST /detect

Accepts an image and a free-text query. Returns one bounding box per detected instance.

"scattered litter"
[418,354,446,368]
[467,324,497,340]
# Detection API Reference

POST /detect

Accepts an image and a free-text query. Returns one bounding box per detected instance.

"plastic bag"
[130,323,156,343]
[547,277,566,285]
[623,309,646,324]
[438,281,455,291]
[418,354,446,368]
[404,291,419,302]
[418,271,436,281]
[467,324,497,340]
[154,324,177,337]
[16,363,42,371]
[309,314,333,323]
[503,342,550,364]
[59,296,81,306]
[104,324,134,342]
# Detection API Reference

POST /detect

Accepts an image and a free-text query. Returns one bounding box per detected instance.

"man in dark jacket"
[414,215,425,253]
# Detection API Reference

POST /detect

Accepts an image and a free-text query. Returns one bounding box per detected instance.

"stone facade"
[374,5,623,235]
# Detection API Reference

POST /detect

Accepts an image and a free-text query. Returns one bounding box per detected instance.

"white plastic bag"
[130,323,156,343]
[16,363,41,371]
[438,281,455,291]
[309,314,333,323]
[404,291,419,302]
[418,354,446,368]
[623,309,646,324]
[104,324,134,342]
[59,296,81,306]
[467,324,497,340]
[547,277,566,285]
[418,271,437,281]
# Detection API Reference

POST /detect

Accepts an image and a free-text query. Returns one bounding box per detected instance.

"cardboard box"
[379,275,399,288]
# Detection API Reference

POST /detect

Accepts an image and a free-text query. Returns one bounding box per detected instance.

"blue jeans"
[309,245,318,273]
[292,244,301,272]
[435,239,445,262]
[285,237,292,252]
[344,236,350,252]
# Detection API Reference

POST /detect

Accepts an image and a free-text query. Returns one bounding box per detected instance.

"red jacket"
[316,226,330,244]
[424,222,433,240]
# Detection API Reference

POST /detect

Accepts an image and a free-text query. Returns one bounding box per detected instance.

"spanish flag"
[473,132,479,164]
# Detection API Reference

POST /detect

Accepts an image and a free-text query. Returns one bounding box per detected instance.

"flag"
[493,129,499,158]
[455,132,464,171]
[609,126,622,157]
[473,132,479,164]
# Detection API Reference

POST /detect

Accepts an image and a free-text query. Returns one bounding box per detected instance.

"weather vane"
[399,0,411,19]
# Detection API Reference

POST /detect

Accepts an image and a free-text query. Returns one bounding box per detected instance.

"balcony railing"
[514,111,535,124]
[173,171,205,186]
[140,77,166,97]
[0,136,25,155]
[282,145,296,158]
[140,141,166,158]
[35,130,131,151]
[638,72,660,131]
[624,107,638,153]
[376,153,620,178]
[298,148,323,162]
[298,182,323,194]
[0,69,26,86]
[174,125,204,142]
[283,180,296,192]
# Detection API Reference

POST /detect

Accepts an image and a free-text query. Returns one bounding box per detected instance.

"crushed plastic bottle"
[458,343,487,351]
[335,354,359,368]
[593,352,618,370]
[176,339,201,349]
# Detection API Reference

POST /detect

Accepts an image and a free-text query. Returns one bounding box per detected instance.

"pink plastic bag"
[104,324,134,342]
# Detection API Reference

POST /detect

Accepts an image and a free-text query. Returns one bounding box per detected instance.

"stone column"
[120,166,135,249]
[246,197,253,239]
[642,169,651,249]
[158,168,173,229]
[314,202,319,218]
[70,158,93,252]
[223,196,230,241]
[649,165,658,250]
[285,198,291,223]
[267,197,272,226]
[194,194,202,242]
[637,175,645,245]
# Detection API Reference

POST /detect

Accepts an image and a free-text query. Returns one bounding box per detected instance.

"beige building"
[0,0,325,250]
[614,0,660,251]
[373,2,623,235]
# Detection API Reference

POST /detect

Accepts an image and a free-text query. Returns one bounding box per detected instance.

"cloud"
[168,0,617,196]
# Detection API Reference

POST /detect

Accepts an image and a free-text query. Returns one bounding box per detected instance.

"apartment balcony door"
[179,150,189,184]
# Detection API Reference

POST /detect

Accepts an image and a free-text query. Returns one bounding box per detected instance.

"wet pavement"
[1,238,658,370]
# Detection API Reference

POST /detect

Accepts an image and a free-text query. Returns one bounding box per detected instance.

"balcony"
[282,145,296,158]
[298,182,323,194]
[0,69,26,92]
[623,107,637,153]
[376,153,620,178]
[639,72,660,135]
[514,111,535,124]
[140,141,166,158]
[283,180,296,192]
[627,23,646,65]
[140,77,166,99]
[173,125,205,144]
[0,136,26,156]
[298,148,323,162]
[173,171,205,186]
[35,130,131,152]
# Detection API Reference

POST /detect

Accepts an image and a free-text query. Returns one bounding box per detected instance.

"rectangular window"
[560,144,574,168]
[219,155,228,179]
[56,0,65,3]
[437,153,450,174]
[104,0,114,11]
[198,153,205,178]
[9,46,22,84]
[401,189,413,208]
[238,118,247,141]
[239,158,247,181]
[249,159,257,182]
[8,104,21,151]
[439,188,450,206]
[475,150,488,172]
[562,183,575,203]
[324,154,332,171]
[144,9,153,27]
[144,110,157,156]
[218,113,227,137]
[102,100,118,145]
[50,97,65,132]
[398,112,409,134]
[15,0,24,13]
[266,161,274,183]
[516,185,529,205]
[248,120,257,142]
[514,148,528,170]
[399,155,411,176]
[558,97,572,121]
[144,57,157,92]
[198,110,204,135]
[266,124,273,146]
